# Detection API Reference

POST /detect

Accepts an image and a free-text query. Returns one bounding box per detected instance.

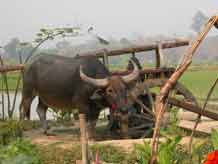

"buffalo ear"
[90,89,104,100]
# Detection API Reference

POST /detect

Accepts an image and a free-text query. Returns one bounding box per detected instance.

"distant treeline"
[1,34,218,66]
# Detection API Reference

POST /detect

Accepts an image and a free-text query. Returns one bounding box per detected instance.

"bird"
[88,26,110,45]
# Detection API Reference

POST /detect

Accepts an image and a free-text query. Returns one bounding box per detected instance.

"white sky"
[0,0,218,45]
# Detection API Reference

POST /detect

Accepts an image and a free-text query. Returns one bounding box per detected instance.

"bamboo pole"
[79,114,89,164]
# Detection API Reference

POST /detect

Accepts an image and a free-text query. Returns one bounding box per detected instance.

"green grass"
[0,72,22,90]
[180,69,218,100]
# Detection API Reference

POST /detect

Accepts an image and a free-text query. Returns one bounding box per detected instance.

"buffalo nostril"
[111,104,117,111]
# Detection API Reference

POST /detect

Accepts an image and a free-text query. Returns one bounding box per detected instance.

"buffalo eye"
[107,88,113,94]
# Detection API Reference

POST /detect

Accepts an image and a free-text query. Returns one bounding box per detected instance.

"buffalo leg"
[87,120,97,140]
[120,113,129,139]
[87,109,100,140]
[36,98,49,134]
[19,96,34,120]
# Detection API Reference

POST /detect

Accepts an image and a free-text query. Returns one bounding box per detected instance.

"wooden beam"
[111,67,174,76]
[0,64,24,72]
[168,97,218,120]
[78,39,189,58]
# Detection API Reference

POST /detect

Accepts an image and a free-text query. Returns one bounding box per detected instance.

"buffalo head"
[80,60,139,112]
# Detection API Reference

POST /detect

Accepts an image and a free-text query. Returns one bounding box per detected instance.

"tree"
[56,40,71,50]
[3,38,20,59]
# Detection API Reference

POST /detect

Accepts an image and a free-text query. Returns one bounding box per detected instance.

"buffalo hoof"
[121,134,129,139]
[43,130,56,136]
[88,137,96,142]
[87,128,96,141]
[87,132,96,141]
[87,133,96,141]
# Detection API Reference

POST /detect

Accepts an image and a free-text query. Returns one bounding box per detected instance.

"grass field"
[0,72,22,90]
[180,69,218,100]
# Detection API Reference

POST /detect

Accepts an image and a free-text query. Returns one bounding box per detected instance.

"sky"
[0,0,218,46]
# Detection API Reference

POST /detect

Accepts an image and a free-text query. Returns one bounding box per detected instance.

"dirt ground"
[24,127,195,152]
[24,113,213,151]
[23,121,153,151]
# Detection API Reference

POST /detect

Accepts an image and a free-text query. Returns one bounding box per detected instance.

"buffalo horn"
[122,60,139,83]
[80,66,109,88]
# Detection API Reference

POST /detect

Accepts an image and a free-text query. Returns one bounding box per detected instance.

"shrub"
[0,139,42,164]
[0,120,23,145]
[134,136,182,164]
[134,129,218,164]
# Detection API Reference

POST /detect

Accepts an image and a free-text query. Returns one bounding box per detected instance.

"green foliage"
[158,136,182,164]
[173,145,190,164]
[91,144,136,163]
[0,139,41,164]
[133,130,218,164]
[0,120,44,164]
[134,141,151,164]
[160,107,186,138]
[134,136,182,164]
[0,120,23,145]
[191,140,212,164]
[211,129,218,149]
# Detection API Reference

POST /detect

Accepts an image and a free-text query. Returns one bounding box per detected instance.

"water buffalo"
[20,54,139,139]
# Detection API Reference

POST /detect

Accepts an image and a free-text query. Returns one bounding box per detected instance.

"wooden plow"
[108,16,218,139]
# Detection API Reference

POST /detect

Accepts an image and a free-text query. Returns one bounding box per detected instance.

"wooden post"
[155,48,161,68]
[79,114,89,164]
[103,50,109,69]
[155,42,166,69]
